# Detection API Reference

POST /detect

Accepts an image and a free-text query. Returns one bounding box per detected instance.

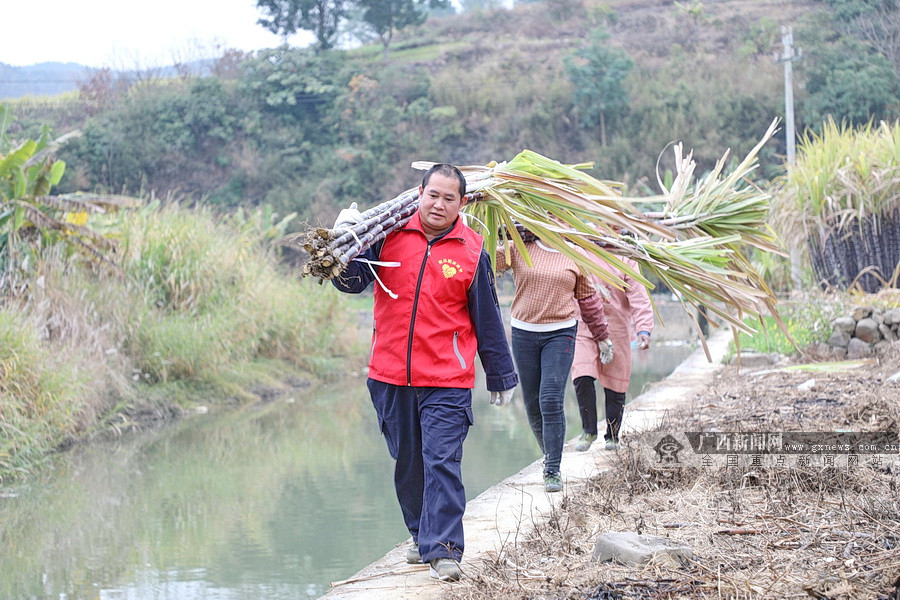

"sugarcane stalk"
[323,208,418,270]
[289,192,412,278]
[330,201,420,257]
[326,191,419,249]
[338,213,416,266]
[299,191,491,281]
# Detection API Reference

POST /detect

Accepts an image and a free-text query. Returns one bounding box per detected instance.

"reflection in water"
[0,344,691,599]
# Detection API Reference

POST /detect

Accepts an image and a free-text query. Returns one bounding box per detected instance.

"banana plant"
[0,105,139,291]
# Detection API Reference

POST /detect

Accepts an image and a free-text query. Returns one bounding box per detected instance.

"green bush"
[0,199,355,480]
[131,308,255,382]
[120,202,242,314]
[730,294,846,355]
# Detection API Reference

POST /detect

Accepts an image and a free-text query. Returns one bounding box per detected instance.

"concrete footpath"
[321,330,731,599]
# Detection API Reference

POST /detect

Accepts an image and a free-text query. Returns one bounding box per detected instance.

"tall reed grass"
[117,202,352,382]
[0,202,352,482]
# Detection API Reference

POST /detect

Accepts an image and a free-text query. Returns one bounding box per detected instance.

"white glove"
[598,339,614,365]
[637,332,651,350]
[333,202,363,229]
[490,388,515,406]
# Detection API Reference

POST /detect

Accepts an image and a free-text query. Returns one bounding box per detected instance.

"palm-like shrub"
[0,105,137,293]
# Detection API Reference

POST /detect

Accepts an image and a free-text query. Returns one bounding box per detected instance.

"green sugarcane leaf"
[496,205,533,269]
[310,126,789,349]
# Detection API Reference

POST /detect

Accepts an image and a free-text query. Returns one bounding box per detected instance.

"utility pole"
[777,26,803,290]
[778,26,801,163]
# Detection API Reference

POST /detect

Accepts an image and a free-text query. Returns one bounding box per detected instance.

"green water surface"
[0,344,692,600]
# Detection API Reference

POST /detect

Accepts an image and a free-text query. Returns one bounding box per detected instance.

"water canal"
[0,345,692,600]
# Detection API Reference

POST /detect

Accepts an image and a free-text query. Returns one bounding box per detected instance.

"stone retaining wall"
[825,306,900,358]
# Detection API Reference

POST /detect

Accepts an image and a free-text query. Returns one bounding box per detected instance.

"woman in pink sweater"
[496,239,611,492]
[571,251,654,452]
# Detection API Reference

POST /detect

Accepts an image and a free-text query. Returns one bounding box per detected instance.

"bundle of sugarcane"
[297,189,420,279]
[292,119,785,347]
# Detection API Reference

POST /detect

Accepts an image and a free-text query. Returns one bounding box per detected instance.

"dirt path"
[444,346,900,600]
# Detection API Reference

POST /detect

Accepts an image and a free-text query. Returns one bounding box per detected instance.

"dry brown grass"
[16,258,134,432]
[445,347,900,600]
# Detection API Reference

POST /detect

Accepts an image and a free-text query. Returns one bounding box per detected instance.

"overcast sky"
[1,0,312,68]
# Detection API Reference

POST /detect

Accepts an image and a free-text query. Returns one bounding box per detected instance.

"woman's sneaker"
[406,542,422,564]
[574,432,597,452]
[429,558,462,581]
[605,439,620,451]
[543,472,563,492]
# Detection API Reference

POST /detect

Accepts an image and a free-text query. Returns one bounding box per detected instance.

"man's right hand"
[333,202,363,229]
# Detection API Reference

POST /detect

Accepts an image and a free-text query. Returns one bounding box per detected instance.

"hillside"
[378,0,821,168]
[7,0,892,228]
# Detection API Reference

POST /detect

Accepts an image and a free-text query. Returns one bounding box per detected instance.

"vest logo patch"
[438,258,464,279]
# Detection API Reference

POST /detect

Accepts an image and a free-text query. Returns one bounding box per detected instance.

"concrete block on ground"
[592,532,693,567]
[729,352,779,368]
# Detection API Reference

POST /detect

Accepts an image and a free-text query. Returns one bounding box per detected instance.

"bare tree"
[848,0,900,77]
[77,68,129,115]
[211,48,252,79]
[169,38,230,81]
[108,48,165,87]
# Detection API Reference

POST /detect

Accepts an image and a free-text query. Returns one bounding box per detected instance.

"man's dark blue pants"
[367,379,473,562]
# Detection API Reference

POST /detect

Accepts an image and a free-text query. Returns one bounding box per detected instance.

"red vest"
[369,212,484,388]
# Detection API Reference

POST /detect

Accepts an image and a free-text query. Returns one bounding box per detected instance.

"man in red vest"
[332,164,518,582]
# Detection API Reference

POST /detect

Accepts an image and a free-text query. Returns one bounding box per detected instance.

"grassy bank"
[725,289,899,359]
[0,202,355,483]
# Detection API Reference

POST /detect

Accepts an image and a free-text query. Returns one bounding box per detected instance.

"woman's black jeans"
[511,324,576,475]
[573,375,625,442]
